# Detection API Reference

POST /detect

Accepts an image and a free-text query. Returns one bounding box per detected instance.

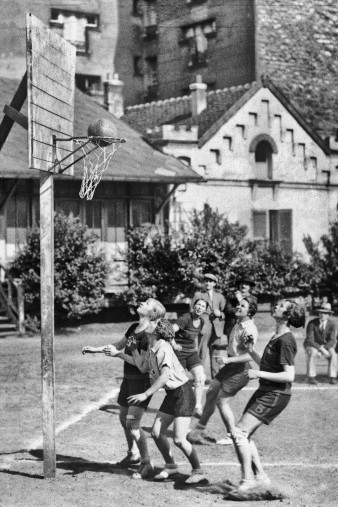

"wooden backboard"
[26,13,76,172]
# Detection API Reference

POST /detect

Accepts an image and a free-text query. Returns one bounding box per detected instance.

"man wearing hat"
[304,302,338,385]
[224,276,257,339]
[191,273,226,380]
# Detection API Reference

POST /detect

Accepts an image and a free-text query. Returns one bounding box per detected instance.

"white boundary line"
[213,385,338,391]
[24,383,338,450]
[2,385,338,472]
[196,462,338,469]
[26,387,120,451]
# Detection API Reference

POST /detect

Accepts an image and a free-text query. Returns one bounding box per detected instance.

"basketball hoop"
[74,136,126,200]
[51,134,126,200]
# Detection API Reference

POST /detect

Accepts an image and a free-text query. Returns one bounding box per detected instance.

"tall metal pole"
[40,172,56,478]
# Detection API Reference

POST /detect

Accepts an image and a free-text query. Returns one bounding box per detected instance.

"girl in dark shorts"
[82,298,165,480]
[171,298,208,417]
[125,319,207,484]
[231,299,305,493]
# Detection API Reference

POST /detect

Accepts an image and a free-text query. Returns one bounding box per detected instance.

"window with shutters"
[270,210,292,255]
[252,209,292,254]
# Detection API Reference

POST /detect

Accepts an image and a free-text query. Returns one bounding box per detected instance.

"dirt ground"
[1,315,338,506]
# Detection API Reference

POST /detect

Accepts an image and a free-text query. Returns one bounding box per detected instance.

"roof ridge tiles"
[206,81,256,97]
[126,94,191,112]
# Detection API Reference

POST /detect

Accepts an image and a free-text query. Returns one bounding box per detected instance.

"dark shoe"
[330,378,337,385]
[115,454,141,468]
[132,461,154,479]
[308,377,318,385]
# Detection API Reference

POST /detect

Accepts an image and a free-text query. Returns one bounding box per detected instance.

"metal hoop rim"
[55,136,126,143]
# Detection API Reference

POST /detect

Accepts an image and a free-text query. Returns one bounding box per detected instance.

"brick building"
[0,1,337,136]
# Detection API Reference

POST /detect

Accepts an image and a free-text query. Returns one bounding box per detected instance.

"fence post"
[14,278,25,336]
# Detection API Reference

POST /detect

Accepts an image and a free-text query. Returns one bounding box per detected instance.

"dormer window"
[50,9,99,55]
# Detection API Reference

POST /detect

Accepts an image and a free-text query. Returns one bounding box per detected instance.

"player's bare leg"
[126,405,153,479]
[173,416,206,484]
[188,379,221,443]
[117,406,140,467]
[190,364,206,416]
[233,412,265,491]
[151,412,178,480]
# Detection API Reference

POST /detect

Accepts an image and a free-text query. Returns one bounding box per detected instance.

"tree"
[304,222,338,296]
[10,211,110,324]
[123,204,313,306]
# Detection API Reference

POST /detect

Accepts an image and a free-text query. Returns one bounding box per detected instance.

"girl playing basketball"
[82,298,165,480]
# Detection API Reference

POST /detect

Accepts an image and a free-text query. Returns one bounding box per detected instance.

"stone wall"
[256,0,338,138]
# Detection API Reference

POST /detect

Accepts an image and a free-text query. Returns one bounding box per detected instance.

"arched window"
[255,141,273,179]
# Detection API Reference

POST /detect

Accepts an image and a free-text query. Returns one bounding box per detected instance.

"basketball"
[87,118,117,146]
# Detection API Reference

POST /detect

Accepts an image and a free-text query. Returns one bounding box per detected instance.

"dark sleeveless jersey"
[123,323,150,379]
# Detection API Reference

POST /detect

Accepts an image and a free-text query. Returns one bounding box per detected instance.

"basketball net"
[74,137,125,200]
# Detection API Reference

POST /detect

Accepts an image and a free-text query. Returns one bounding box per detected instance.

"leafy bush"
[10,211,110,324]
[123,204,312,306]
[304,222,338,296]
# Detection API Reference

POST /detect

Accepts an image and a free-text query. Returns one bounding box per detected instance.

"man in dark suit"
[304,302,337,385]
[191,273,226,381]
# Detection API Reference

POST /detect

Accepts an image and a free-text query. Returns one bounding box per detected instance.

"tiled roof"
[0,78,201,183]
[124,82,255,138]
[124,78,329,154]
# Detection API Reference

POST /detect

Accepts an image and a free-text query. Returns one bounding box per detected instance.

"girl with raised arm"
[231,299,305,492]
[82,298,165,480]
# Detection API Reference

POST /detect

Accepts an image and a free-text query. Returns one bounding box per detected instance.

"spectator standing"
[191,273,226,378]
[304,302,337,385]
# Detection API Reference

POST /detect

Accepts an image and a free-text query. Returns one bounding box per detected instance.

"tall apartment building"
[0,1,255,107]
[0,1,336,134]
[116,0,256,104]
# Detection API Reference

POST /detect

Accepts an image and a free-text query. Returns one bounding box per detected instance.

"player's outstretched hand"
[82,346,100,355]
[104,344,119,357]
[128,392,148,404]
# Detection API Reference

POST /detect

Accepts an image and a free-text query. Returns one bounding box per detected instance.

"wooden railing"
[0,263,25,335]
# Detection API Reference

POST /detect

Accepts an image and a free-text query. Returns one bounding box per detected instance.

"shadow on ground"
[176,479,287,501]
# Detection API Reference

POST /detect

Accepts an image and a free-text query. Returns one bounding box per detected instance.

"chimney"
[189,75,207,116]
[104,73,124,118]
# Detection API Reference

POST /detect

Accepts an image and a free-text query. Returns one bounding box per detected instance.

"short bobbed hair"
[155,319,175,342]
[146,298,166,321]
[242,296,258,318]
[283,300,306,328]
